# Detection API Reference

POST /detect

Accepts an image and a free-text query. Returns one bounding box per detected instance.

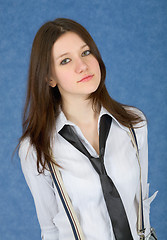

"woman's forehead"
[52,32,88,58]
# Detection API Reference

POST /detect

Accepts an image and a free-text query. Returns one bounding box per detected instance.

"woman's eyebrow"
[81,44,88,49]
[56,44,88,60]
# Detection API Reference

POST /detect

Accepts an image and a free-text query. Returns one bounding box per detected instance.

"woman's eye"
[60,58,70,65]
[81,50,91,57]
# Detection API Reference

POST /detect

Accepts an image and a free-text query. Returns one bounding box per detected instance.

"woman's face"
[50,31,101,101]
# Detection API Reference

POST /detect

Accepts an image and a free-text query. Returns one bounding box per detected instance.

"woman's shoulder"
[19,137,34,159]
[124,105,147,127]
[123,106,148,149]
[130,107,148,145]
[19,137,38,172]
[124,105,146,118]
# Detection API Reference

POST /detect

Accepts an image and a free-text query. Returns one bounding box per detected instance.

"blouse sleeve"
[136,121,158,237]
[19,138,59,240]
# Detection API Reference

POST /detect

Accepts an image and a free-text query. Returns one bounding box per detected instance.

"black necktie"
[59,114,133,240]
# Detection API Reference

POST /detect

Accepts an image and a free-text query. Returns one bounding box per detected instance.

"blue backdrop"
[0,0,166,239]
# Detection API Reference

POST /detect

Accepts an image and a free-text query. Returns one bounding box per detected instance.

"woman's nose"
[75,58,88,73]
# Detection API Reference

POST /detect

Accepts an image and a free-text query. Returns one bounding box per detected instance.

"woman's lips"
[78,74,94,83]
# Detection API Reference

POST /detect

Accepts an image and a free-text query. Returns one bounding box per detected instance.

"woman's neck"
[61,97,100,126]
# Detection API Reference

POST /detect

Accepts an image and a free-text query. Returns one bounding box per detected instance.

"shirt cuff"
[143,190,158,236]
[41,226,59,240]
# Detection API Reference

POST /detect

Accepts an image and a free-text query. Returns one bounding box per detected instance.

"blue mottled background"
[0,0,166,239]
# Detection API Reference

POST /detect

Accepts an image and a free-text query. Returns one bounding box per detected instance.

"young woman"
[19,18,157,240]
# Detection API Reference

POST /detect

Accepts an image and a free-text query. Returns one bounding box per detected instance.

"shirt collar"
[56,105,128,133]
[98,106,128,132]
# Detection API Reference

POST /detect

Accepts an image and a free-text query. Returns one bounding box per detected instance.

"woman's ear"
[46,77,57,88]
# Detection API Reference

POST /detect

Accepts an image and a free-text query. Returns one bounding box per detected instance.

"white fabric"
[19,106,157,240]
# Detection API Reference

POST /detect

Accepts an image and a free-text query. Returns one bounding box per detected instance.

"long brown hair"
[20,18,144,173]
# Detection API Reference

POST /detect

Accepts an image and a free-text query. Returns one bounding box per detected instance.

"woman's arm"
[136,122,158,237]
[19,138,59,240]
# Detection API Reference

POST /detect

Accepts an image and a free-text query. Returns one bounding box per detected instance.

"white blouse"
[19,106,157,240]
